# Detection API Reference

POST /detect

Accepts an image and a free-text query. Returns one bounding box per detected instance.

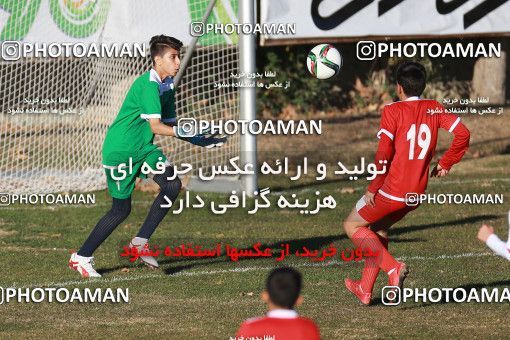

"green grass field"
[0,151,509,339]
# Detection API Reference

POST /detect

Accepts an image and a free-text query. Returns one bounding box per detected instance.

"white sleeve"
[486,234,510,261]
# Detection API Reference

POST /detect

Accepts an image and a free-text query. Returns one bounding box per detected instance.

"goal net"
[0,0,242,194]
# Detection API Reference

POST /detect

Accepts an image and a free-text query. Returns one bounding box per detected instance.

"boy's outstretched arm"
[478,224,510,261]
[433,114,470,176]
[365,106,396,206]
[365,133,395,206]
[149,118,178,136]
[478,211,510,261]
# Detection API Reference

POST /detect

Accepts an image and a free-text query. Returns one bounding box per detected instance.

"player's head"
[262,267,303,310]
[150,35,183,77]
[396,61,426,99]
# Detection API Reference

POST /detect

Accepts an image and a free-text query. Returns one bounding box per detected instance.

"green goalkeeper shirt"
[102,69,176,166]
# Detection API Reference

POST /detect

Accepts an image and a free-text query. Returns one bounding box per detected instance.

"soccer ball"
[306,44,342,79]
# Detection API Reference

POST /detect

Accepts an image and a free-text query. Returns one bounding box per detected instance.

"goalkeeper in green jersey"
[69,35,225,278]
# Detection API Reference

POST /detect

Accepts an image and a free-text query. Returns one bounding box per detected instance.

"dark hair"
[149,35,183,65]
[266,267,302,309]
[396,61,426,97]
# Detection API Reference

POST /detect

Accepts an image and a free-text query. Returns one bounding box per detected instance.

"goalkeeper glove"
[172,126,227,148]
[184,134,227,148]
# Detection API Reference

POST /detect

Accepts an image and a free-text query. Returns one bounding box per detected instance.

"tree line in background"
[255,37,508,119]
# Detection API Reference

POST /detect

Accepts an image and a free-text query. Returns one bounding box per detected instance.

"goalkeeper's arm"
[149,118,179,137]
[149,118,226,148]
[367,133,395,194]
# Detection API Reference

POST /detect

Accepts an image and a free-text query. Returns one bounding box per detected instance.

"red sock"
[360,233,388,293]
[351,227,398,273]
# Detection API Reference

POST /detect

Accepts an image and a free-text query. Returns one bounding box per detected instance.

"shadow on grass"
[97,262,195,276]
[256,213,499,255]
[265,177,350,193]
[98,214,499,276]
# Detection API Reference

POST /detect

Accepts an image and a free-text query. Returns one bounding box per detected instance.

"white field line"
[2,177,508,210]
[1,246,68,252]
[6,251,495,289]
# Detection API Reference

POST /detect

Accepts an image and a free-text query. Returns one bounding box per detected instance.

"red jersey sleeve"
[437,113,470,171]
[367,106,396,193]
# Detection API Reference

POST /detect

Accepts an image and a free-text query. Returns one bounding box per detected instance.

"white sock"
[131,236,148,246]
[75,253,92,260]
[486,234,510,261]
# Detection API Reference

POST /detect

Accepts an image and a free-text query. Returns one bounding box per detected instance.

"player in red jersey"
[342,61,470,305]
[235,267,320,340]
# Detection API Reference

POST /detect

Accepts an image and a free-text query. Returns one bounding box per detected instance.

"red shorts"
[356,191,419,226]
